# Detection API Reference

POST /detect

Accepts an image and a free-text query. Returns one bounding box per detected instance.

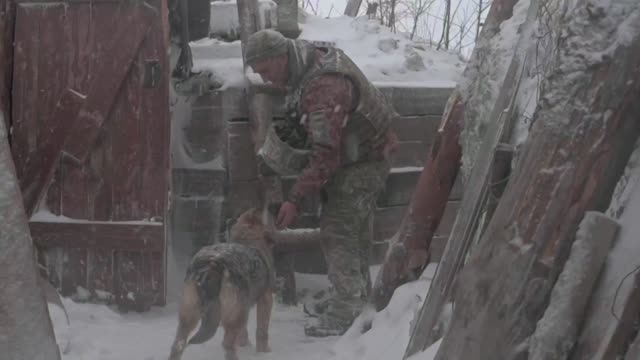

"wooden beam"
[31,222,165,252]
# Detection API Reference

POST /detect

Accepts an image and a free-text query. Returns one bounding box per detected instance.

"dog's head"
[230,207,276,251]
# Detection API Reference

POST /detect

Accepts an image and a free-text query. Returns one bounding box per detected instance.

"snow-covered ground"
[53,264,440,360]
[190,13,464,90]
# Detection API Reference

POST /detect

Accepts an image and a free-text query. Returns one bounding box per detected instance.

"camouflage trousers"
[319,160,390,328]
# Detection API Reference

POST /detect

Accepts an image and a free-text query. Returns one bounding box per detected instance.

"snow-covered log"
[570,147,640,360]
[528,212,619,360]
[371,93,463,312]
[434,0,640,358]
[0,115,61,359]
[401,0,536,355]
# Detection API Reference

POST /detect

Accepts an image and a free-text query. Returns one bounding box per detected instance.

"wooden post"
[371,92,463,312]
[433,0,640,357]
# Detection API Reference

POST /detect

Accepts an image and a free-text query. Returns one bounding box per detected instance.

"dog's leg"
[220,272,246,360]
[256,290,273,353]
[222,324,241,360]
[169,281,201,360]
[235,322,250,347]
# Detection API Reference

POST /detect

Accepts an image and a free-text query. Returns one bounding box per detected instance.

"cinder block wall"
[170,85,461,272]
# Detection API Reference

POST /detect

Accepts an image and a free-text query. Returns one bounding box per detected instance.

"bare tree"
[401,0,436,40]
[437,0,452,49]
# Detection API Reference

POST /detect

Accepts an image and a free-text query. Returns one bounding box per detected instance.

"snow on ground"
[190,13,464,89]
[54,264,440,360]
[298,15,463,87]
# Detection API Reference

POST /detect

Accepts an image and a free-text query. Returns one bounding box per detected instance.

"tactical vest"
[285,45,397,164]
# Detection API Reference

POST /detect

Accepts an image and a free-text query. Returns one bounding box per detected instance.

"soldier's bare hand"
[276,201,298,229]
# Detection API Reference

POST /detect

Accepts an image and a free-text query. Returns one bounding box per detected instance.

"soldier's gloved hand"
[276,201,298,229]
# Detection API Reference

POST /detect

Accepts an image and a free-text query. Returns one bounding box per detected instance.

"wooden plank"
[378,169,464,207]
[392,115,440,143]
[433,0,640,355]
[60,161,91,219]
[87,248,114,300]
[390,87,453,116]
[61,4,155,164]
[373,202,460,243]
[391,141,429,168]
[404,52,525,357]
[60,248,88,297]
[570,201,640,360]
[529,212,619,360]
[30,222,165,251]
[17,90,85,217]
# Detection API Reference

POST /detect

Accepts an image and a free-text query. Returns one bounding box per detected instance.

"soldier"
[245,29,398,337]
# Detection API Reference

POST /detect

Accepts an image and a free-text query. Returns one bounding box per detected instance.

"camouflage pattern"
[286,44,398,164]
[283,44,398,207]
[312,159,390,333]
[275,41,398,335]
[186,243,274,306]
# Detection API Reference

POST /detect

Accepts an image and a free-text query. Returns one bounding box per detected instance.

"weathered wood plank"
[529,212,619,360]
[392,115,441,143]
[571,190,640,360]
[392,141,430,168]
[434,0,640,356]
[16,90,85,217]
[30,222,165,251]
[404,8,528,355]
[374,202,460,243]
[61,4,155,164]
[138,20,170,221]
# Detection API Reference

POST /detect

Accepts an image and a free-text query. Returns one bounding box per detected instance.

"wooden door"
[10,0,170,310]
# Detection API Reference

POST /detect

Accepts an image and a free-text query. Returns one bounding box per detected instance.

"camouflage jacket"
[286,46,399,207]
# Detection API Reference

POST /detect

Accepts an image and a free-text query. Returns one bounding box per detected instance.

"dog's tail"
[188,299,221,344]
[187,264,223,345]
[169,280,204,360]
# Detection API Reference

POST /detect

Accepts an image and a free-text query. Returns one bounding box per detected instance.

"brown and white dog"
[169,207,276,360]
